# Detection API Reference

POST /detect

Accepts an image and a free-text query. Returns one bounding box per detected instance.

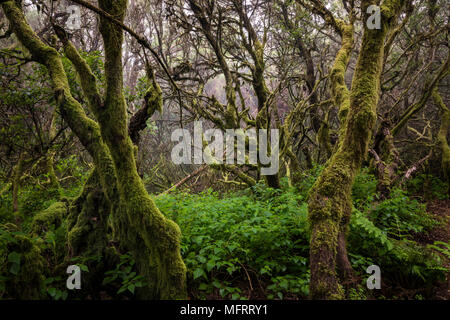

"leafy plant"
[156,186,310,299]
[103,253,147,295]
[267,274,309,299]
[369,188,437,238]
[44,276,69,301]
[352,168,377,210]
[427,241,450,259]
[407,174,449,200]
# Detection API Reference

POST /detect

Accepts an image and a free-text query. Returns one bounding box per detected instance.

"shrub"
[352,168,377,210]
[406,174,449,200]
[369,188,437,238]
[155,187,310,299]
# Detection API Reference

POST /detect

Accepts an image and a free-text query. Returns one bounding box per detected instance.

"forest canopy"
[0,0,449,301]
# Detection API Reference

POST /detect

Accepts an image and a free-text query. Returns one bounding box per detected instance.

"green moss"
[1,1,118,204]
[3,0,187,299]
[329,21,354,130]
[94,0,187,299]
[31,202,67,235]
[433,88,450,191]
[4,234,46,299]
[306,1,406,299]
[66,170,110,257]
[144,68,163,116]
[43,154,60,189]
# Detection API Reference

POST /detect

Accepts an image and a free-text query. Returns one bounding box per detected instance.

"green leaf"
[9,263,20,275]
[44,277,54,285]
[48,287,57,297]
[127,284,135,294]
[198,283,208,290]
[54,290,62,300]
[193,268,205,280]
[7,252,21,264]
[79,264,89,272]
[212,280,222,289]
[206,261,215,272]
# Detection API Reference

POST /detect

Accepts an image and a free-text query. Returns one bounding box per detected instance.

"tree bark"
[1,0,186,299]
[307,0,406,299]
[432,88,450,194]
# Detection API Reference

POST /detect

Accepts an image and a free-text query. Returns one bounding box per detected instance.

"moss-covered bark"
[1,0,186,299]
[371,119,399,199]
[31,201,67,236]
[11,154,25,214]
[64,169,120,297]
[88,0,186,299]
[307,0,406,299]
[4,233,46,299]
[1,1,118,203]
[66,170,110,257]
[128,64,163,145]
[42,153,60,189]
[307,18,355,300]
[432,88,450,194]
[329,21,354,129]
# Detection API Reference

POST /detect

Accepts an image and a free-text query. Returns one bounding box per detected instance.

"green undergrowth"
[155,185,310,299]
[0,166,447,300]
[154,169,447,300]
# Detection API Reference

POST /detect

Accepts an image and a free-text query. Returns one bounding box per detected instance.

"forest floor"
[2,170,449,300]
[388,198,450,300]
[195,199,450,300]
[423,199,449,299]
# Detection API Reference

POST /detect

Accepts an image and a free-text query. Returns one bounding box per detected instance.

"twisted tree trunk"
[1,0,186,299]
[307,0,406,299]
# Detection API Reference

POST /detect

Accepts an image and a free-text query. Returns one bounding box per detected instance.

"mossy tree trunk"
[307,17,355,300]
[12,154,26,214]
[306,0,406,299]
[93,0,186,299]
[371,118,399,199]
[432,88,450,195]
[1,0,186,299]
[233,1,280,189]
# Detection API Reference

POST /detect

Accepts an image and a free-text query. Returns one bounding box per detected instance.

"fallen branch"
[157,165,208,197]
[401,150,433,184]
